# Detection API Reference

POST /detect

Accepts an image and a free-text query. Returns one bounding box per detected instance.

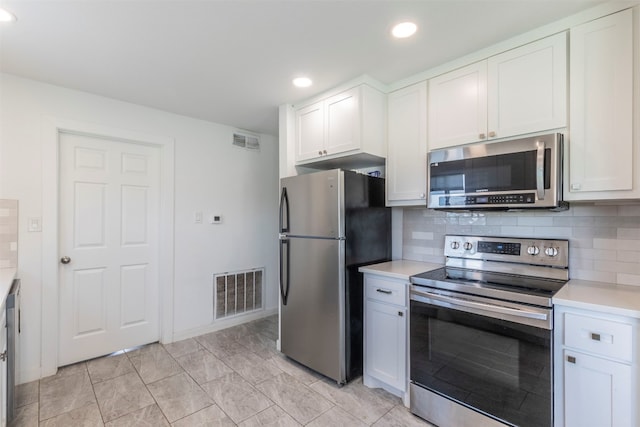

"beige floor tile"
[11,402,38,427]
[39,370,96,421]
[105,404,170,427]
[93,372,155,422]
[16,380,39,408]
[255,373,333,425]
[195,332,249,360]
[268,355,322,386]
[201,372,272,424]
[146,372,212,423]
[309,377,398,424]
[171,404,235,427]
[371,405,434,426]
[40,362,88,385]
[128,344,184,384]
[40,402,104,427]
[238,405,301,427]
[224,352,282,385]
[87,353,136,384]
[175,349,233,385]
[163,338,204,359]
[306,406,367,427]
[239,334,279,360]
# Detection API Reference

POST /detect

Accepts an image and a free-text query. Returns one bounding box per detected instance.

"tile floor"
[11,315,433,426]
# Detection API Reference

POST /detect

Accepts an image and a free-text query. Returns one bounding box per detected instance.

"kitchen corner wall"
[403,204,640,286]
[0,73,279,382]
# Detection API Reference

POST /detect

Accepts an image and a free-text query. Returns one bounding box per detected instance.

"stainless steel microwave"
[427,133,568,211]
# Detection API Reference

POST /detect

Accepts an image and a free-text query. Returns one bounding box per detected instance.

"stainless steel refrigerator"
[279,169,391,384]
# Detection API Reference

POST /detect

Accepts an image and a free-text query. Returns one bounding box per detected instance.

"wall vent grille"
[214,267,264,320]
[232,132,260,151]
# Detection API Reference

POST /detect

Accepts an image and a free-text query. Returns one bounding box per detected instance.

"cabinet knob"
[398,311,404,317]
[318,151,323,156]
[479,133,486,139]
[567,355,576,364]
[0,351,6,362]
[591,333,601,341]
[571,183,582,191]
[60,256,71,264]
[323,150,327,155]
[419,193,425,199]
[488,131,496,138]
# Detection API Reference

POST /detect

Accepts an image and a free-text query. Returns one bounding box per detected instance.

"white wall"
[0,73,279,382]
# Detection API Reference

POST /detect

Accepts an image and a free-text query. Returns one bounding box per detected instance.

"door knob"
[60,256,71,264]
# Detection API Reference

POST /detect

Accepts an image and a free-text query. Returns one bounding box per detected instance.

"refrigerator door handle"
[279,187,290,233]
[279,238,290,305]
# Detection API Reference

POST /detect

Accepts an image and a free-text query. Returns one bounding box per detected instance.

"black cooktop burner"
[411,267,567,307]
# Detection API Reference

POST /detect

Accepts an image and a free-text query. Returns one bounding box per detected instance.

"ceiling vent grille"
[233,131,260,151]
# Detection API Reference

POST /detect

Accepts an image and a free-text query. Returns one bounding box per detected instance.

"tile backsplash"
[403,203,640,286]
[0,199,18,269]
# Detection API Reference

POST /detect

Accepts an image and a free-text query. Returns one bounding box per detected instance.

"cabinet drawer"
[564,312,633,362]
[365,276,406,306]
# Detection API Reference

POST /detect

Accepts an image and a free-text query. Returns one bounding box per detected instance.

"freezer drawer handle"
[279,239,290,305]
[376,289,392,295]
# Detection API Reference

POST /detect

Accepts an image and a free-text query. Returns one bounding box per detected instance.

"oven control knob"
[463,242,473,251]
[450,241,460,250]
[527,246,540,256]
[544,247,559,257]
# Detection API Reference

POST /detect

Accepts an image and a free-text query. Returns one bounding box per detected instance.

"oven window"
[410,300,552,427]
[429,149,551,194]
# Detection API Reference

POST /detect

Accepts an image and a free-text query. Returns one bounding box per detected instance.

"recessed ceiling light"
[293,77,313,88]
[0,8,16,23]
[392,22,417,39]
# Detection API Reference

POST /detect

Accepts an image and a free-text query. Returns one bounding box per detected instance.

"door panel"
[280,237,344,382]
[59,132,160,366]
[280,170,342,238]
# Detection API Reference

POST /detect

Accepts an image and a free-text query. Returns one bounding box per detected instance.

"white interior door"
[58,132,160,366]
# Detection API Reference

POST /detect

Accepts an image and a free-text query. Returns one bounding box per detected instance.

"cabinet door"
[428,61,487,150]
[563,350,632,427]
[295,101,325,162]
[487,32,567,140]
[0,312,5,427]
[386,82,428,205]
[568,9,634,198]
[365,300,406,391]
[325,87,361,155]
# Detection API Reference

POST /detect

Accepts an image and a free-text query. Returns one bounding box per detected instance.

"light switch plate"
[28,217,42,232]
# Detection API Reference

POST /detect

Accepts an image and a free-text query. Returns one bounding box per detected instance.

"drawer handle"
[591,333,601,341]
[376,289,392,295]
[567,355,576,364]
[398,311,404,317]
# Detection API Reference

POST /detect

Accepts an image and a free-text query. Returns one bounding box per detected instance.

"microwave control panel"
[439,193,536,207]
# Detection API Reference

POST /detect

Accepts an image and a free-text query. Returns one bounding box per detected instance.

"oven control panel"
[444,235,569,268]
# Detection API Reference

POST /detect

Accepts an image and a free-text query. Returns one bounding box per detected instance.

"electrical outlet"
[209,214,222,224]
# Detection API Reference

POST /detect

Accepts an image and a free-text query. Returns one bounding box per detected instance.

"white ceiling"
[0,0,605,136]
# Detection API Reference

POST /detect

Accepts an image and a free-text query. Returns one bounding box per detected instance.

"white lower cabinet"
[555,305,638,427]
[363,274,408,405]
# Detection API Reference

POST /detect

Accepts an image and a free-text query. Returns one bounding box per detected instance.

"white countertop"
[0,268,17,309]
[359,260,442,281]
[554,279,640,319]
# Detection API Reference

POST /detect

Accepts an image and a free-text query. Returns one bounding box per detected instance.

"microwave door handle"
[536,141,545,200]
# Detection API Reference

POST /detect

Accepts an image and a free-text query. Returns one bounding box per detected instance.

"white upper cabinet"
[428,32,567,150]
[567,8,636,200]
[487,32,567,140]
[386,81,428,206]
[294,84,386,167]
[428,61,487,150]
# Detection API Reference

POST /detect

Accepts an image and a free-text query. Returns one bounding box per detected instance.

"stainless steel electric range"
[409,235,569,427]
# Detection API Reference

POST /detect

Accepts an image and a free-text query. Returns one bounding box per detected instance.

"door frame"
[41,117,175,378]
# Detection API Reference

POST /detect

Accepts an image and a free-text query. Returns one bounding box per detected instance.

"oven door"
[410,287,553,427]
[427,133,563,209]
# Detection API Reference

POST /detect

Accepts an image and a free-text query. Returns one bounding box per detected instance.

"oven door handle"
[411,289,548,321]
